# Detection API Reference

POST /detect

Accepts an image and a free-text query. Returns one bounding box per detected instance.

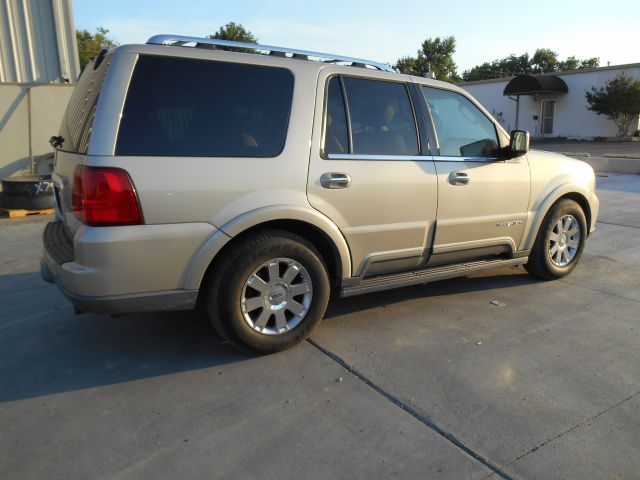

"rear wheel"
[205,230,330,354]
[525,199,587,280]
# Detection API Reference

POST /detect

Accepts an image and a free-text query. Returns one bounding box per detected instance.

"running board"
[340,257,528,297]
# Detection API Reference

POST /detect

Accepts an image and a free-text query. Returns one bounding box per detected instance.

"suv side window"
[323,76,349,154]
[116,56,294,157]
[421,86,499,157]
[344,77,419,155]
[323,76,420,156]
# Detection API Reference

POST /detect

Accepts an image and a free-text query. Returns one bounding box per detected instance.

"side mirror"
[509,130,530,155]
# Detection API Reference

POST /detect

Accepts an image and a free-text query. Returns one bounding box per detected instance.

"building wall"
[0,83,74,178]
[0,0,79,83]
[461,65,640,138]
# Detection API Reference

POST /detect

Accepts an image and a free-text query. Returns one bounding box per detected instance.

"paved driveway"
[1,174,639,479]
[532,139,640,158]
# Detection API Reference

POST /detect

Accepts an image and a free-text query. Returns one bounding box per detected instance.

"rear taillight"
[72,165,144,226]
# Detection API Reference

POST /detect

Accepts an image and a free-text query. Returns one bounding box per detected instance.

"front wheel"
[205,230,330,354]
[525,199,587,280]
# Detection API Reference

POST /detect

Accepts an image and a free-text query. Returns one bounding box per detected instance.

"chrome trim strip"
[433,155,500,162]
[146,35,394,72]
[326,153,431,161]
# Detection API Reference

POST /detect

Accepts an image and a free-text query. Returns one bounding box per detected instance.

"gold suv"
[41,35,599,353]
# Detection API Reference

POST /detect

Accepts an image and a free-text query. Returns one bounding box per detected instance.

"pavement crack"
[307,338,515,480]
[507,388,640,466]
[596,220,640,230]
[557,279,640,304]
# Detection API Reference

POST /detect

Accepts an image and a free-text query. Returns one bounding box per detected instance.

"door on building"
[540,99,555,135]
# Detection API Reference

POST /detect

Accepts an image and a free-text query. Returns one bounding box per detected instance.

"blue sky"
[73,0,637,72]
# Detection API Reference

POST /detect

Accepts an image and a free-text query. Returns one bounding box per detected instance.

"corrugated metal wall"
[0,0,80,84]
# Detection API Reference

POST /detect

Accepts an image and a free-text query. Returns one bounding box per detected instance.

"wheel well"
[558,192,592,234]
[200,219,342,293]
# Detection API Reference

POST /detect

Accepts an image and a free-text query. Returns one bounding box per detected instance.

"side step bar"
[340,257,528,297]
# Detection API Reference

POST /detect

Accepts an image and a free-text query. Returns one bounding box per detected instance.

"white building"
[459,63,640,138]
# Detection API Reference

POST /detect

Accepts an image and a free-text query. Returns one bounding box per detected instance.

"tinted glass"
[323,76,349,154]
[59,52,112,153]
[116,56,294,157]
[422,86,498,157]
[343,77,419,155]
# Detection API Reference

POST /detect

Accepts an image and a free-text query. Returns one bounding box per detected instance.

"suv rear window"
[58,51,112,153]
[116,56,294,157]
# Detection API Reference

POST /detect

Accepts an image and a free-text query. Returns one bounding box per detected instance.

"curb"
[602,153,640,160]
[578,156,640,175]
[559,152,591,158]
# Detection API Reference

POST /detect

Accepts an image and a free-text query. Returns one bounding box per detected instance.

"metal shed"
[0,0,80,84]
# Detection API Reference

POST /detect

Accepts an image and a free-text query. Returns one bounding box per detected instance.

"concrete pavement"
[531,140,640,174]
[1,174,639,479]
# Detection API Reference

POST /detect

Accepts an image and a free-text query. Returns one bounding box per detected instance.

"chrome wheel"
[549,214,580,267]
[240,257,313,335]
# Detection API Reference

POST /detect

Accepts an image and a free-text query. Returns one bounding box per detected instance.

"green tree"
[585,73,640,137]
[558,56,599,71]
[208,22,257,52]
[462,54,531,82]
[76,27,117,70]
[462,50,600,82]
[579,57,600,69]
[395,36,460,83]
[530,48,559,73]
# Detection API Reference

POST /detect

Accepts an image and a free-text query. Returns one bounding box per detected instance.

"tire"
[1,175,53,196]
[525,199,587,280]
[204,230,330,354]
[0,192,53,210]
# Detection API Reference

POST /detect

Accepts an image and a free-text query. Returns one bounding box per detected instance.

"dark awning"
[503,74,568,96]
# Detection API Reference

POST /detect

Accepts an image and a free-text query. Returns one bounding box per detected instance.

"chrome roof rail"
[146,34,394,72]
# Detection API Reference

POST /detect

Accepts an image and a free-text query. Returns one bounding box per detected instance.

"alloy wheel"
[549,214,580,267]
[240,257,313,335]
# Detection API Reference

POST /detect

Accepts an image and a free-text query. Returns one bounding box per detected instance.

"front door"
[420,85,531,263]
[307,70,438,277]
[540,99,555,135]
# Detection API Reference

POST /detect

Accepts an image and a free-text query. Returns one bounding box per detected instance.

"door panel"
[432,159,530,257]
[307,70,438,277]
[308,157,437,276]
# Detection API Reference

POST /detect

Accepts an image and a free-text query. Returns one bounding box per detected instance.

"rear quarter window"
[115,55,294,157]
[58,51,112,153]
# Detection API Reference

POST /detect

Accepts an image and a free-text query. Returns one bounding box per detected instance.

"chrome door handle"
[321,172,352,189]
[449,171,469,185]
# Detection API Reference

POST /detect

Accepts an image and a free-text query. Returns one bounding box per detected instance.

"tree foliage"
[209,22,257,52]
[394,36,460,83]
[76,27,117,70]
[585,73,640,137]
[462,49,599,82]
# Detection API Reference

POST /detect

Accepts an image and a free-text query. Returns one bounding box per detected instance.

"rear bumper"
[41,257,197,313]
[41,221,214,314]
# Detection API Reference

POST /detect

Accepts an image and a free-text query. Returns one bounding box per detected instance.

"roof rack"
[146,35,394,72]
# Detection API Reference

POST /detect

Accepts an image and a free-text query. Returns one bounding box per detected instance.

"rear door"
[419,85,530,263]
[307,69,438,277]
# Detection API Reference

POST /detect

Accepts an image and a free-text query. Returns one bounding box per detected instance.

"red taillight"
[72,165,144,226]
